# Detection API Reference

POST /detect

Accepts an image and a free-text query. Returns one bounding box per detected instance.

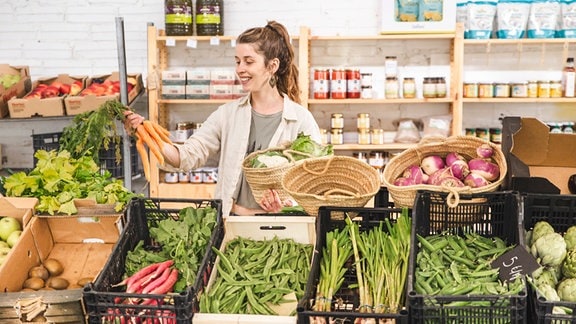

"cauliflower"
[565,226,576,251]
[558,278,576,302]
[250,151,289,168]
[531,232,567,267]
[531,221,556,247]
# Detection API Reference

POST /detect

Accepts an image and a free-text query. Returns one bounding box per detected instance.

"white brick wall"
[0,0,382,80]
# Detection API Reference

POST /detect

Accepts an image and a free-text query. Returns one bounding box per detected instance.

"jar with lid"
[436,77,447,98]
[195,0,223,36]
[463,83,478,98]
[385,56,398,78]
[511,82,528,98]
[402,77,416,99]
[346,68,361,99]
[164,172,179,183]
[330,69,347,99]
[313,69,330,99]
[369,152,387,178]
[528,80,538,98]
[489,128,502,144]
[423,77,437,98]
[319,128,329,145]
[330,128,343,145]
[165,0,193,36]
[357,113,370,129]
[361,86,373,99]
[385,77,399,99]
[550,80,562,98]
[478,83,494,98]
[175,122,193,143]
[361,73,373,87]
[538,80,551,98]
[355,152,369,164]
[494,83,510,98]
[357,129,371,145]
[331,113,344,129]
[371,129,384,145]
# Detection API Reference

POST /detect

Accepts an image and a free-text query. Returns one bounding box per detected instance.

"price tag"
[165,38,176,47]
[187,38,198,48]
[491,245,541,282]
[230,39,236,47]
[210,37,220,46]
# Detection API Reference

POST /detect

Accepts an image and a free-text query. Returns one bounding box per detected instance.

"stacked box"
[407,190,527,323]
[210,69,236,100]
[161,70,187,100]
[83,197,223,324]
[186,68,211,99]
[31,132,140,179]
[297,206,410,323]
[522,193,576,323]
[0,64,30,118]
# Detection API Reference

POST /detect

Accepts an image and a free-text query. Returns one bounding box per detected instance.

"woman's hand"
[259,189,292,213]
[123,110,145,132]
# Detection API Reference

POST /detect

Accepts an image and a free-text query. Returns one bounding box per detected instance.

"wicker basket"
[242,145,297,204]
[281,155,381,216]
[382,135,507,208]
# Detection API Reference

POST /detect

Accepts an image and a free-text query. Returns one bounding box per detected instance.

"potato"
[23,277,45,290]
[77,277,94,287]
[28,265,49,281]
[43,258,64,276]
[48,277,69,290]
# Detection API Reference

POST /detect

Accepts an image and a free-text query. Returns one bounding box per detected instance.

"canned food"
[494,83,510,98]
[190,169,203,183]
[346,68,361,99]
[357,113,370,129]
[330,128,343,144]
[178,171,190,183]
[331,113,344,129]
[478,83,494,98]
[511,82,528,98]
[330,68,347,99]
[313,68,330,99]
[463,83,478,98]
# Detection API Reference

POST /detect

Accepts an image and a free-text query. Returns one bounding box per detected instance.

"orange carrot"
[135,134,150,181]
[142,120,166,148]
[150,121,173,144]
[136,126,164,165]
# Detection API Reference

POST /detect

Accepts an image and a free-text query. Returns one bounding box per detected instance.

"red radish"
[142,267,172,294]
[476,143,494,159]
[445,152,467,166]
[116,260,167,288]
[140,259,174,287]
[150,268,179,294]
[450,159,470,180]
[127,272,154,293]
[468,158,500,181]
[403,165,424,184]
[421,155,445,175]
[428,167,452,186]
[464,173,491,188]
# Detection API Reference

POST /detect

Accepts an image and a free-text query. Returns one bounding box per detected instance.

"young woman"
[125,20,320,216]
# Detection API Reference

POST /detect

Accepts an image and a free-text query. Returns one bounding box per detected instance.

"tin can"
[403,77,416,99]
[357,113,370,129]
[313,68,330,99]
[330,68,347,99]
[346,68,361,99]
[494,83,510,98]
[550,80,562,98]
[330,128,343,144]
[511,82,528,98]
[385,77,399,99]
[528,80,538,98]
[371,128,385,145]
[463,83,478,98]
[331,113,344,129]
[478,83,494,98]
[538,80,550,98]
[357,129,371,145]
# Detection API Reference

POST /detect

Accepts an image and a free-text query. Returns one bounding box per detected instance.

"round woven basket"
[281,155,381,216]
[382,135,507,208]
[242,145,298,204]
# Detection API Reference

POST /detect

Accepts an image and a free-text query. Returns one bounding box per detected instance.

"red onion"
[445,152,467,166]
[468,158,500,181]
[450,159,470,180]
[403,164,424,184]
[421,155,445,176]
[476,144,494,159]
[428,167,453,186]
[464,173,491,188]
[394,177,414,186]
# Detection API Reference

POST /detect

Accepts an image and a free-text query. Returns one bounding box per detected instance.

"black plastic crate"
[297,206,410,324]
[407,190,528,323]
[522,193,576,324]
[82,197,224,324]
[32,132,140,178]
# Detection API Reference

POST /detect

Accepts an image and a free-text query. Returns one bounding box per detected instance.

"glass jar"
[423,77,437,98]
[478,83,494,98]
[436,77,447,98]
[494,83,510,98]
[361,86,373,99]
[331,113,344,129]
[511,82,528,98]
[313,68,330,99]
[538,80,551,98]
[369,152,386,171]
[357,129,371,145]
[385,77,399,99]
[402,77,416,99]
[357,113,370,129]
[550,80,562,98]
[528,80,538,98]
[346,68,361,99]
[355,152,369,164]
[371,129,385,145]
[463,83,478,98]
[319,128,329,145]
[330,128,343,144]
[361,73,373,87]
[489,128,502,144]
[165,0,194,36]
[385,56,398,78]
[195,0,223,36]
[330,69,347,99]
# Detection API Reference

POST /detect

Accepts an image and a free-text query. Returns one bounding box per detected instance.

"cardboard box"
[0,65,30,118]
[64,72,143,116]
[161,84,186,99]
[501,116,576,194]
[187,68,211,85]
[193,216,316,324]
[8,74,86,118]
[161,70,187,85]
[186,84,210,99]
[380,0,456,34]
[0,211,123,323]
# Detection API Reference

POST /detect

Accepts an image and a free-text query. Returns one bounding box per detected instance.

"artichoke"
[565,226,576,251]
[564,249,576,279]
[534,266,561,288]
[531,221,556,247]
[531,232,567,267]
[538,283,561,301]
[558,278,576,302]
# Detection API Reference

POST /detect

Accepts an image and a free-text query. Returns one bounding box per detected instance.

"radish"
[436,176,465,188]
[468,158,500,181]
[142,267,172,294]
[450,159,470,180]
[403,165,425,184]
[428,167,452,186]
[421,155,445,175]
[394,177,414,186]
[476,143,494,159]
[464,173,491,188]
[445,152,467,166]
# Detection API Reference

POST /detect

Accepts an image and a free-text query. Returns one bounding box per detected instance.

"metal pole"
[115,16,132,191]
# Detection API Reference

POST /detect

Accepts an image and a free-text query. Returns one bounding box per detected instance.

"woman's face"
[235,43,273,93]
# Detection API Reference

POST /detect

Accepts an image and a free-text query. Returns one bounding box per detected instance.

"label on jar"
[361,86,373,99]
[403,78,416,99]
[464,83,478,98]
[313,69,330,99]
[494,83,510,98]
[330,69,346,99]
[511,83,528,98]
[385,77,399,99]
[478,83,493,98]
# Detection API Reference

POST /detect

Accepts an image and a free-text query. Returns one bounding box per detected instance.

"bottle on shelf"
[562,57,576,97]
[164,0,194,36]
[196,0,224,36]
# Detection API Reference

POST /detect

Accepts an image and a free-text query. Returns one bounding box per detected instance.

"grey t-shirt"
[234,109,283,210]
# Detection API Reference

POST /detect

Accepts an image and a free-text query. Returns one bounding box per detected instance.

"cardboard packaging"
[64,72,143,116]
[0,209,124,323]
[0,65,30,118]
[193,216,316,324]
[501,116,576,194]
[8,74,86,118]
[380,1,456,34]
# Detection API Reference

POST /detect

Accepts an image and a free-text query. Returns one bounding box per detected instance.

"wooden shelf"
[463,97,576,103]
[463,38,576,45]
[332,143,417,151]
[308,98,454,105]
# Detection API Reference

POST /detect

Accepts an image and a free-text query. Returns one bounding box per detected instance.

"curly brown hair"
[236,21,300,104]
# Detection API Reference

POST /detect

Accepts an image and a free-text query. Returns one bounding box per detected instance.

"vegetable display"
[392,143,500,189]
[199,236,312,315]
[3,149,137,215]
[527,221,576,315]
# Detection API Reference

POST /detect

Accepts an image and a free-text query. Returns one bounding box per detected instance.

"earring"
[269,74,277,88]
